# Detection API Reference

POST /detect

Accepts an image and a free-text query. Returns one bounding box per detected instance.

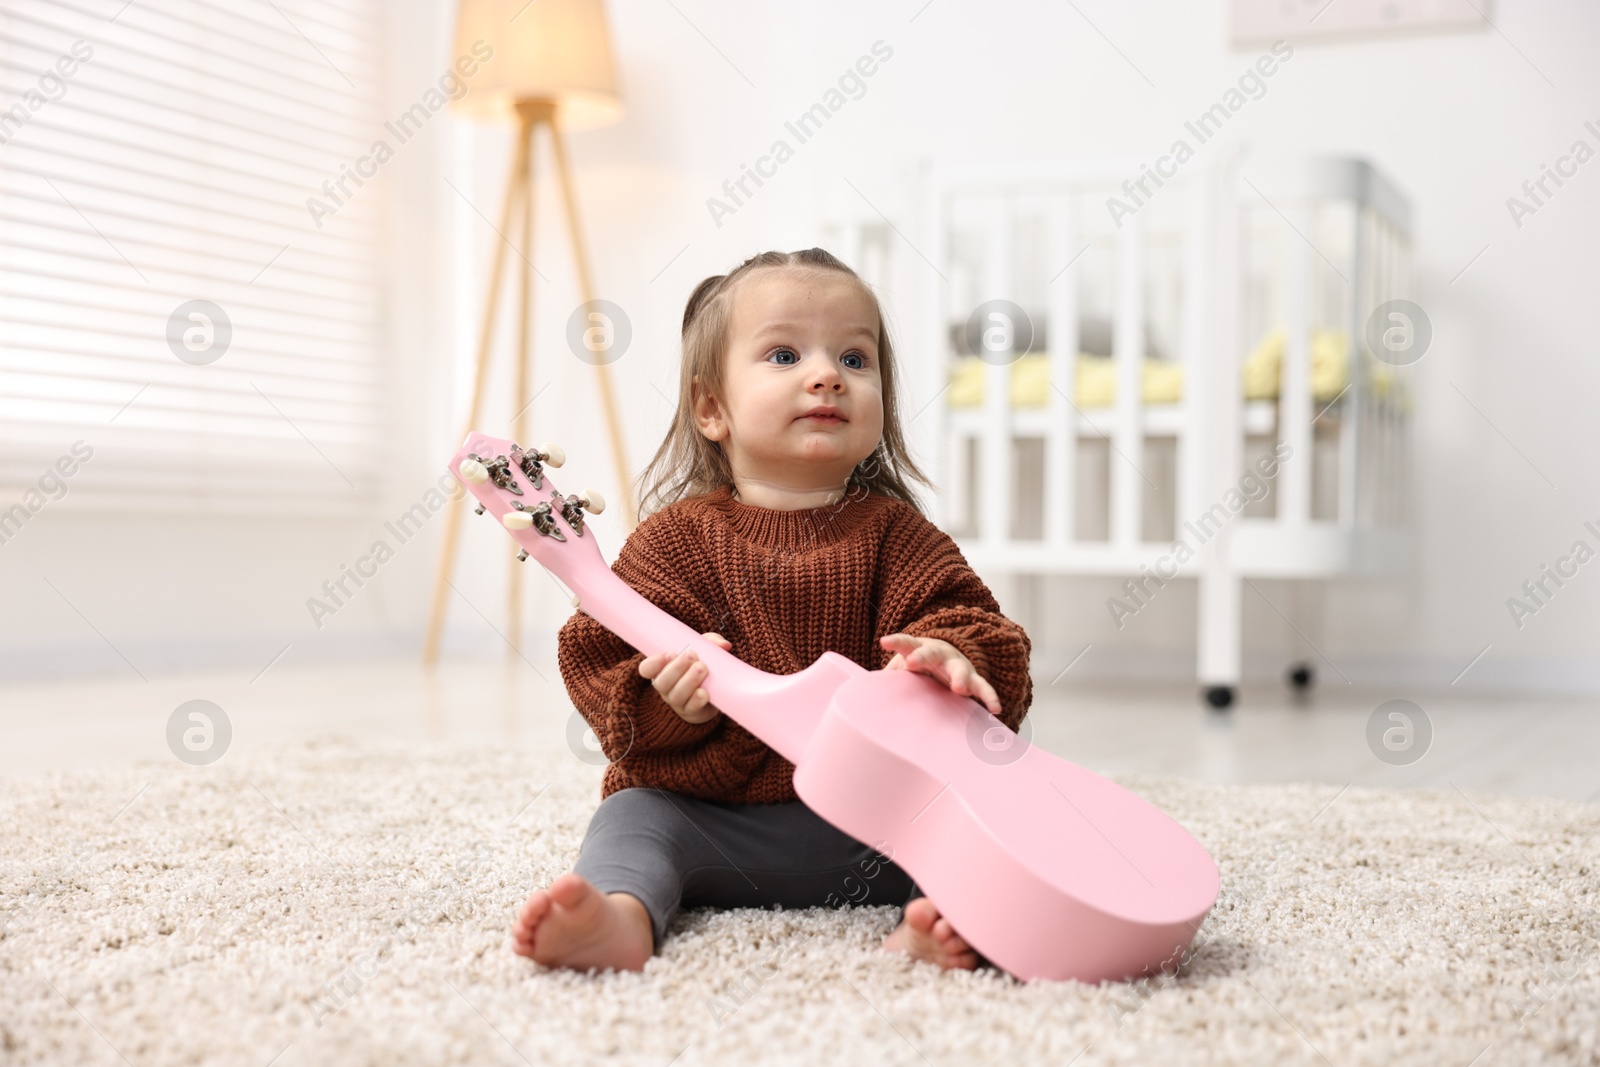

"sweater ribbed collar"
[697,483,884,551]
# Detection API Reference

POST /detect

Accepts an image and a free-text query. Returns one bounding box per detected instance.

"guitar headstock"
[450,432,610,594]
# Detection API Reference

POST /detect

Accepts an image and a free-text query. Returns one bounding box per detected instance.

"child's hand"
[639,632,733,725]
[879,633,1003,718]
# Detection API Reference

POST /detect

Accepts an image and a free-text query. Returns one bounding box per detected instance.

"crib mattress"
[948,328,1398,409]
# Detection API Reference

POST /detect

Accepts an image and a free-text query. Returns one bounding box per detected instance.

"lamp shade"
[452,0,624,129]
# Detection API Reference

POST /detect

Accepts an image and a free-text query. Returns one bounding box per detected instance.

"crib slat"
[1045,193,1077,548]
[1112,212,1144,549]
[1178,170,1209,531]
[1373,215,1389,524]
[1396,218,1413,524]
[921,174,950,531]
[1196,150,1246,690]
[980,194,1014,551]
[1280,199,1312,525]
[1339,202,1369,528]
[1397,216,1412,523]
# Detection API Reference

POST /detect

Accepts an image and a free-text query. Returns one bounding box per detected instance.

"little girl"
[511,248,1033,973]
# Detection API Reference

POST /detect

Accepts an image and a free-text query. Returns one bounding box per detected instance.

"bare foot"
[509,873,654,973]
[881,897,978,970]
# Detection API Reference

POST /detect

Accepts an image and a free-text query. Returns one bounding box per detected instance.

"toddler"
[511,249,1033,973]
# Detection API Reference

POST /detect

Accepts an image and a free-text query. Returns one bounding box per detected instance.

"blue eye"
[768,350,870,371]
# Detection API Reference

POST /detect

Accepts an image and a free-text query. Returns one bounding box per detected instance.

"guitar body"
[448,433,1219,983]
[796,670,1217,983]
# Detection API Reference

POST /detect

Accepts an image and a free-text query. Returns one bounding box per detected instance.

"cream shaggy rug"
[3,739,1597,1067]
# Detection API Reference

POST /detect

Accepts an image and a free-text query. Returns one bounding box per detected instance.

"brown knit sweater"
[557,483,1034,803]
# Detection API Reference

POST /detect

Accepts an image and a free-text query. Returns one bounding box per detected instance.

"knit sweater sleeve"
[873,508,1034,732]
[555,512,774,799]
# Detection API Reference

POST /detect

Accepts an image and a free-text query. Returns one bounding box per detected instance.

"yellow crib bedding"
[948,328,1395,409]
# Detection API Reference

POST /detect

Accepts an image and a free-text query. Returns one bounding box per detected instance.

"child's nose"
[807,360,843,391]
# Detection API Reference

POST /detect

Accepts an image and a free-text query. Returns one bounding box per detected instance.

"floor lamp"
[423,0,634,665]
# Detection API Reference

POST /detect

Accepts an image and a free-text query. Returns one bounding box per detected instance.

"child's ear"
[691,375,730,442]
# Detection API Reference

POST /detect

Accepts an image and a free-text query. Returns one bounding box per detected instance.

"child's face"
[695,268,884,492]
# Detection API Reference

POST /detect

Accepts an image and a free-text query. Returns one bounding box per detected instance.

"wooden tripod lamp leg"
[548,119,638,531]
[507,127,539,659]
[422,117,534,665]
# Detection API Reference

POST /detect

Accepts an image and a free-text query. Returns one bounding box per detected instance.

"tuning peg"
[459,457,489,484]
[472,503,485,516]
[502,512,534,531]
[539,442,565,468]
[579,488,605,515]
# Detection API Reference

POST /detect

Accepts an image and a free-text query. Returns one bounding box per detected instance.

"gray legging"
[571,786,941,954]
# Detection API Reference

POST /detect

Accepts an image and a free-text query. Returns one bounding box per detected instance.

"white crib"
[823,148,1414,706]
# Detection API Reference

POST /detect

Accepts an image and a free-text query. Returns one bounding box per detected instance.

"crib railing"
[917,156,1226,572]
[821,150,1414,701]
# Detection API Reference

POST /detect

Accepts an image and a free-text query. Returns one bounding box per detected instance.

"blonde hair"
[633,248,933,520]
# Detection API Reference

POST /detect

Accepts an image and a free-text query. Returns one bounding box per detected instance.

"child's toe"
[548,872,592,909]
[519,891,551,924]
[904,898,939,934]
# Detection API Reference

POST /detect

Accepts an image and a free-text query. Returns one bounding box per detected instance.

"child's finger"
[883,634,925,663]
[914,647,951,680]
[648,653,680,689]
[664,674,696,712]
[665,656,708,709]
[649,650,694,693]
[947,662,1000,715]
[683,685,713,718]
[902,647,946,682]
[971,675,1002,716]
[883,635,949,677]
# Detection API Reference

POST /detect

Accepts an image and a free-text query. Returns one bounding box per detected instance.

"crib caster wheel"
[1287,662,1314,691]
[539,442,565,468]
[459,457,489,484]
[1203,685,1235,711]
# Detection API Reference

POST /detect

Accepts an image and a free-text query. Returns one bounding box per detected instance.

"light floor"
[3,656,1597,806]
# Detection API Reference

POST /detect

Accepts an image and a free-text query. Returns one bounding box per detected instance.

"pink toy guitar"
[452,432,1218,983]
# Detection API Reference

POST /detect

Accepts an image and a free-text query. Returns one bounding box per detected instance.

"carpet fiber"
[3,739,1597,1066]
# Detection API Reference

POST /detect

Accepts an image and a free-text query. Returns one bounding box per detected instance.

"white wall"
[5,0,1597,695]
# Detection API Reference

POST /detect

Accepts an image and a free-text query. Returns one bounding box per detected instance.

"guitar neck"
[563,562,863,765]
[449,431,865,764]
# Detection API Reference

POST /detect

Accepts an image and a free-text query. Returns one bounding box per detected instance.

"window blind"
[0,0,384,515]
